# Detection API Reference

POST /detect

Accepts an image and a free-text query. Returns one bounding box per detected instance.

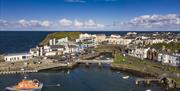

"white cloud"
[0,19,8,26]
[97,24,105,28]
[18,19,29,27]
[127,14,180,27]
[17,19,51,27]
[41,20,51,27]
[85,19,96,27]
[0,18,104,30]
[58,18,104,28]
[74,19,84,27]
[59,18,73,27]
[112,14,180,30]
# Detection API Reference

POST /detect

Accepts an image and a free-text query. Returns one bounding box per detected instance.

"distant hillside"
[40,32,82,45]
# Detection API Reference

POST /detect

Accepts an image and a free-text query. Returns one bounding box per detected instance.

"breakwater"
[111,63,180,89]
[0,58,113,75]
[0,70,38,75]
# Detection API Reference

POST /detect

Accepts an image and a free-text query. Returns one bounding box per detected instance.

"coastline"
[110,63,180,89]
[110,63,156,78]
[0,57,179,89]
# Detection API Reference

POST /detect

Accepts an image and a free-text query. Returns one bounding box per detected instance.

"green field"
[40,32,81,45]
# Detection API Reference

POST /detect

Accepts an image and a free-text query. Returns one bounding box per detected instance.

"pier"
[80,53,100,60]
[0,57,113,75]
[76,59,113,64]
[0,70,38,75]
[0,62,76,75]
[135,78,160,85]
[75,59,113,66]
[35,62,68,71]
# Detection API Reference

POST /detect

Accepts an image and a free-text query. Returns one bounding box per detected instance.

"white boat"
[146,89,151,91]
[122,76,129,79]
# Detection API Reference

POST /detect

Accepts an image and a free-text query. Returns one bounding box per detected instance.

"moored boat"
[122,76,130,79]
[146,89,151,91]
[4,79,43,91]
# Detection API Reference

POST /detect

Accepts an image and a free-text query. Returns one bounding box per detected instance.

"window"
[22,56,26,59]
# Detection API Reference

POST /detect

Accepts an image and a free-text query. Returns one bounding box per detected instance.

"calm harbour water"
[0,65,165,91]
[0,31,168,91]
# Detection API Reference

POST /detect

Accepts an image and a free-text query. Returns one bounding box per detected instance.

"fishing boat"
[122,76,129,79]
[4,79,43,91]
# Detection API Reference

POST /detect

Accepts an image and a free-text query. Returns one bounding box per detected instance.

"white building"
[79,33,92,39]
[45,51,57,56]
[76,33,96,43]
[43,45,51,52]
[158,53,180,67]
[50,45,65,51]
[129,47,150,59]
[64,45,79,54]
[110,34,121,38]
[169,54,180,67]
[107,35,121,45]
[56,37,68,45]
[4,53,32,62]
[120,39,133,45]
[95,34,106,43]
[127,32,137,36]
[145,39,164,45]
[29,48,39,57]
[49,38,56,45]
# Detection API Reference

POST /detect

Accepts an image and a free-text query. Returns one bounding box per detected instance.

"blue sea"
[0,31,127,53]
[1,31,179,54]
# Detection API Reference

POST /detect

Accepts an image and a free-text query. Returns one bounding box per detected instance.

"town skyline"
[0,0,180,31]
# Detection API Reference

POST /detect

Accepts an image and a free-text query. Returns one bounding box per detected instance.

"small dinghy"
[122,76,129,79]
[146,89,151,91]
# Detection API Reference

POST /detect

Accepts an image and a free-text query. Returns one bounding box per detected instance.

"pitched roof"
[50,45,65,49]
[5,52,31,56]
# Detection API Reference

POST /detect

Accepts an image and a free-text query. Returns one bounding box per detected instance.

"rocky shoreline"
[110,64,156,77]
[110,63,180,90]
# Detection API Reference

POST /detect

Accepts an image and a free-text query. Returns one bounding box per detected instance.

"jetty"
[80,53,100,60]
[0,70,38,75]
[35,62,68,71]
[75,59,113,66]
[0,61,76,75]
[135,78,160,85]
[76,59,113,64]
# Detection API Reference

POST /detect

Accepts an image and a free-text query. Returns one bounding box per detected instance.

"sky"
[0,0,180,31]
